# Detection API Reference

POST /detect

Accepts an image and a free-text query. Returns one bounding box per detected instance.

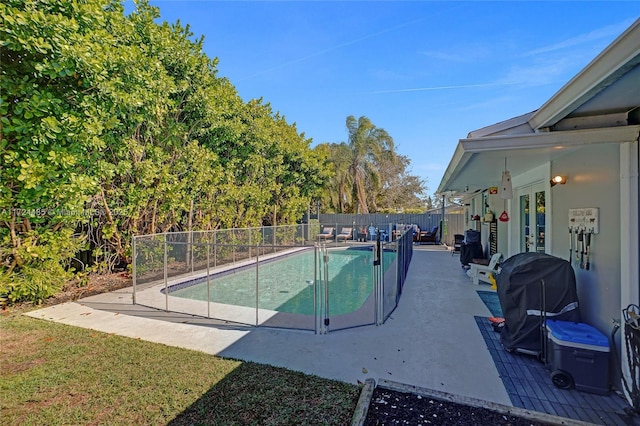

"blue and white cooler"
[545,319,610,395]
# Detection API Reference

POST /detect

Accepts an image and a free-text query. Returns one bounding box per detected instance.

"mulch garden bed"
[364,386,552,425]
[42,272,132,306]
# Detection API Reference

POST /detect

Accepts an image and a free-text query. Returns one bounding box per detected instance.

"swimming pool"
[168,247,396,316]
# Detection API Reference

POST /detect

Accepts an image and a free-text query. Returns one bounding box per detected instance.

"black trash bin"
[460,230,483,267]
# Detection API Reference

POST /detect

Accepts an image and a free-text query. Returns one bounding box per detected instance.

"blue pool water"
[169,248,396,315]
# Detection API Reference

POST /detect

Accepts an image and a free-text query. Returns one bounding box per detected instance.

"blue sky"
[127,1,638,195]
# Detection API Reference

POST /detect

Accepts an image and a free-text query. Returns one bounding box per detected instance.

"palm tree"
[345,116,394,214]
[328,142,352,212]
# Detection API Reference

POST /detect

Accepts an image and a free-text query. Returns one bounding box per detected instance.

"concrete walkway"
[25,245,512,406]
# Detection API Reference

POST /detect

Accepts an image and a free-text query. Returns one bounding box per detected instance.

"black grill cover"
[497,252,580,355]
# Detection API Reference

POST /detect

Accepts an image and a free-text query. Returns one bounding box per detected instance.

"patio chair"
[419,226,439,244]
[451,234,464,256]
[336,227,353,241]
[413,227,421,243]
[368,226,377,241]
[467,253,503,285]
[318,227,334,241]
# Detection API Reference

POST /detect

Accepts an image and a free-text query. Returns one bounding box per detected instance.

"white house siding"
[550,143,623,387]
[550,144,621,334]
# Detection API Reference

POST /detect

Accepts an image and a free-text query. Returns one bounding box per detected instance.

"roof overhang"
[530,19,640,130]
[437,125,640,194]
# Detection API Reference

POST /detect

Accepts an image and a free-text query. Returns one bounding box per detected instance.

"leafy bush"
[0,229,85,305]
[0,0,328,304]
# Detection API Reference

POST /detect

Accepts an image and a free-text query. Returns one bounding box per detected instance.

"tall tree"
[374,151,429,211]
[345,115,393,214]
[0,0,329,304]
[327,142,352,212]
[315,115,428,213]
[1,0,114,302]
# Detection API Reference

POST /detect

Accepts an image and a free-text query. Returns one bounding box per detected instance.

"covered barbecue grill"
[497,252,581,356]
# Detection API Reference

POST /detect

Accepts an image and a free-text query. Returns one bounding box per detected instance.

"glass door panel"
[517,184,547,254]
[535,191,546,253]
[520,194,530,252]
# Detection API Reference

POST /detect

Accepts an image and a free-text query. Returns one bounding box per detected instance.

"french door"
[517,183,547,253]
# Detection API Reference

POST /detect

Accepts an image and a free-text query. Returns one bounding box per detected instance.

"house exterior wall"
[465,190,518,259]
[459,144,626,336]
[550,144,621,336]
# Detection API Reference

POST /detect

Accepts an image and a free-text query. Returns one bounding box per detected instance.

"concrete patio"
[25,245,637,424]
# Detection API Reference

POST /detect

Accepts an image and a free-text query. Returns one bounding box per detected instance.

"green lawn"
[0,308,360,425]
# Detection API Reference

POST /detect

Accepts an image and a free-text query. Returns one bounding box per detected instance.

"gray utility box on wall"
[545,320,610,395]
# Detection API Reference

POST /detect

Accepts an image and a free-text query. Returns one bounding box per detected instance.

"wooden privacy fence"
[317,213,465,245]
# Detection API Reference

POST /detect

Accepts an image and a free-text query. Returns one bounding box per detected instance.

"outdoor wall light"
[550,175,567,186]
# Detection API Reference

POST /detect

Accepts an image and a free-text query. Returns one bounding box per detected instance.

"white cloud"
[359,81,522,95]
[457,95,521,113]
[418,50,470,63]
[368,69,412,82]
[418,42,493,63]
[416,161,447,173]
[521,19,634,58]
[499,60,571,87]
